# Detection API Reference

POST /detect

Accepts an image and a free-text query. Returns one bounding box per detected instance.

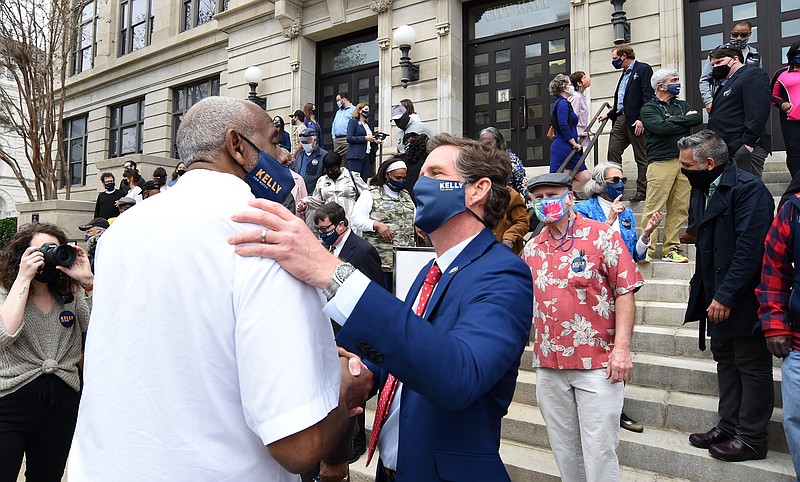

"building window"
[71,1,97,75]
[181,0,228,32]
[109,98,145,158]
[119,0,155,56]
[62,115,88,186]
[172,77,220,158]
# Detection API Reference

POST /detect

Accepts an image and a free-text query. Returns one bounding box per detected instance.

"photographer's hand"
[57,245,93,287]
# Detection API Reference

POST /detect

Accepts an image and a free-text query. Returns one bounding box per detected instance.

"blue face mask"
[302,143,314,155]
[605,181,625,200]
[104,182,115,191]
[239,134,294,204]
[337,100,343,109]
[84,235,91,242]
[319,226,341,247]
[793,54,800,65]
[362,111,370,119]
[413,176,477,233]
[666,83,681,96]
[612,57,624,69]
[386,177,404,192]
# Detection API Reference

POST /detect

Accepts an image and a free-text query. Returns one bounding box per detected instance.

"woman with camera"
[346,102,382,182]
[0,223,93,481]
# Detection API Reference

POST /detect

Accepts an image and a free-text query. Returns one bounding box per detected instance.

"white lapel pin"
[448,266,459,275]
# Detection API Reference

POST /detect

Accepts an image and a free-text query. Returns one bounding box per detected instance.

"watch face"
[336,263,356,281]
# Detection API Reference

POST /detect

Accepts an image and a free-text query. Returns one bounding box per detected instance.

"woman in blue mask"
[350,157,416,288]
[273,116,292,153]
[574,162,662,264]
[548,74,591,192]
[346,102,382,182]
[0,223,93,481]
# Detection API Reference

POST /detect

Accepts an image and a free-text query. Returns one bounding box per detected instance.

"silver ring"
[259,229,267,244]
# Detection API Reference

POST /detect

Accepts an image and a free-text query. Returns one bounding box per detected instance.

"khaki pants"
[607,114,648,196]
[333,137,349,158]
[641,158,690,257]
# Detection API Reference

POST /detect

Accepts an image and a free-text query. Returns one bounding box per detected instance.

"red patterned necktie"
[366,262,442,466]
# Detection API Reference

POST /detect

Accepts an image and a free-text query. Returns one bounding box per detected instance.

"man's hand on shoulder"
[765,335,792,358]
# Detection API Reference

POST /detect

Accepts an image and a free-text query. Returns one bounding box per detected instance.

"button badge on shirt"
[571,250,587,273]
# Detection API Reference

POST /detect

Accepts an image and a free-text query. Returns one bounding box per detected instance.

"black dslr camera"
[39,243,76,268]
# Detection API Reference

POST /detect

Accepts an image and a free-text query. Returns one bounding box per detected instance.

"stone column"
[436,0,459,136]
[659,0,685,72]
[373,0,393,147]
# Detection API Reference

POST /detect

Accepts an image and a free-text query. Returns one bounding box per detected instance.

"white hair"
[651,68,680,90]
[582,162,623,198]
[176,96,261,165]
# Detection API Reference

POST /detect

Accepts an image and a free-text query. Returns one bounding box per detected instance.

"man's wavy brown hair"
[0,223,74,295]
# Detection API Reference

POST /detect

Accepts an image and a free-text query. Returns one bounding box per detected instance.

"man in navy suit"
[600,44,654,202]
[229,133,534,481]
[707,46,771,178]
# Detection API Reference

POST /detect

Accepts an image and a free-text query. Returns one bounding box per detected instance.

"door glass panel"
[475,111,489,124]
[783,0,800,12]
[784,18,800,38]
[496,49,511,63]
[527,146,543,161]
[319,37,380,74]
[338,82,348,93]
[526,84,542,98]
[358,94,369,104]
[500,129,512,143]
[526,63,542,78]
[324,85,333,96]
[548,38,566,54]
[527,125,543,140]
[496,108,510,122]
[496,69,511,83]
[529,104,543,119]
[749,26,758,43]
[548,59,567,74]
[468,0,570,40]
[475,92,489,105]
[475,53,489,67]
[358,77,369,90]
[475,72,490,86]
[699,9,722,27]
[525,43,541,58]
[732,2,757,20]
[701,33,723,51]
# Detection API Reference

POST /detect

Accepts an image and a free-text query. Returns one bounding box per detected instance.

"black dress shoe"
[629,193,646,202]
[689,427,733,449]
[349,446,365,464]
[709,436,767,462]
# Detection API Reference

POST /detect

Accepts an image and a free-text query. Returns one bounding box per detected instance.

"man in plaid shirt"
[757,194,800,478]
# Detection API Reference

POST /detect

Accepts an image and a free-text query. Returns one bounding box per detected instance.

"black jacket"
[608,60,654,129]
[684,161,774,347]
[708,64,772,154]
[293,147,327,195]
[338,230,384,288]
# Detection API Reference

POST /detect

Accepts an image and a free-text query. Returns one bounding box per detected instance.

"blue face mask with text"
[412,176,472,233]
[386,177,404,192]
[239,134,293,204]
[320,227,341,247]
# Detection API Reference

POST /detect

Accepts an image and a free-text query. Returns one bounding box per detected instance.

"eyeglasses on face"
[730,32,750,39]
[604,176,627,184]
[316,223,335,233]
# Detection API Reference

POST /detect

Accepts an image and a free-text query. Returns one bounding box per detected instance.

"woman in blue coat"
[346,102,382,181]
[549,74,590,192]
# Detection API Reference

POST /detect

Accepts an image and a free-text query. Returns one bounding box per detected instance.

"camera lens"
[40,243,76,268]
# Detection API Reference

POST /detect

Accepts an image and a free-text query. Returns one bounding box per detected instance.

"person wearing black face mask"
[297,151,368,235]
[706,46,771,178]
[168,162,186,187]
[699,20,762,114]
[0,222,93,482]
[94,172,125,219]
[345,102,382,182]
[678,130,776,463]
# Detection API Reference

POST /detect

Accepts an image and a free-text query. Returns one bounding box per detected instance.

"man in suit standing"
[229,133,534,481]
[293,128,327,195]
[679,130,774,462]
[707,46,771,178]
[600,44,654,202]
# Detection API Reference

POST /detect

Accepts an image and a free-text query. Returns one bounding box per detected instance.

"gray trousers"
[607,114,648,196]
[731,144,767,179]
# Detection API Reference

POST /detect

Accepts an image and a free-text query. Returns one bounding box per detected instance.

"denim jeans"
[783,350,800,481]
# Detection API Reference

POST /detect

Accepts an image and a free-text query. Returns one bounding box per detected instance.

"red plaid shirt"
[756,195,800,350]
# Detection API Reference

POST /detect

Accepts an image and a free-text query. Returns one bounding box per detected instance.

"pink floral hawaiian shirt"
[522,214,644,370]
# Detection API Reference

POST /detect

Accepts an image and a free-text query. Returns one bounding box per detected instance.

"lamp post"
[244,66,266,109]
[610,0,631,45]
[393,25,419,89]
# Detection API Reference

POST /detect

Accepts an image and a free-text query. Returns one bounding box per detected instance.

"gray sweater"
[0,287,90,397]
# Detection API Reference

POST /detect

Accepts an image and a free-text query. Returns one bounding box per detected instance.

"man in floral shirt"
[522,173,644,482]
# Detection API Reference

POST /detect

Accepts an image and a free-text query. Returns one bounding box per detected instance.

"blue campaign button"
[59,310,75,328]
[571,256,587,273]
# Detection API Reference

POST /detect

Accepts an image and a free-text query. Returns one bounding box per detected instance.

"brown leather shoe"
[629,193,646,202]
[679,232,697,244]
[708,436,767,462]
[689,427,733,449]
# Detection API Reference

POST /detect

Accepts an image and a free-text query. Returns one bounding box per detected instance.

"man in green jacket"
[640,68,703,263]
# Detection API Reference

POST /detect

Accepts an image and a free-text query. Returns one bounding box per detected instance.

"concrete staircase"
[349,157,797,481]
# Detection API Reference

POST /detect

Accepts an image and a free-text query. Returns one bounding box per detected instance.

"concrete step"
[500,402,795,481]
[519,347,783,407]
[511,370,789,453]
[636,300,690,327]
[635,278,691,303]
[633,325,711,359]
[637,259,695,279]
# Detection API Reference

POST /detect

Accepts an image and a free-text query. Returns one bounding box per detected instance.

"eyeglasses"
[316,223,335,233]
[604,176,627,184]
[730,32,750,39]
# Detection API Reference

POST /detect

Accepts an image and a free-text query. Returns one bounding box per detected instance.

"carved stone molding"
[369,0,392,13]
[290,60,300,72]
[378,37,391,50]
[283,16,302,39]
[435,22,450,37]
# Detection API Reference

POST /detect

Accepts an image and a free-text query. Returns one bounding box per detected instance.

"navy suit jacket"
[336,229,533,481]
[608,60,654,129]
[346,118,375,161]
[708,64,772,154]
[338,230,384,288]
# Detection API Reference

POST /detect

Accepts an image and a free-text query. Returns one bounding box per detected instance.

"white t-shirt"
[69,169,341,482]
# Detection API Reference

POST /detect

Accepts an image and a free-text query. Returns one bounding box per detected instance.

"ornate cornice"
[369,0,392,13]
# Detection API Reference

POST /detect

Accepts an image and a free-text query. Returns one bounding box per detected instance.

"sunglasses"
[605,176,627,184]
[730,32,750,39]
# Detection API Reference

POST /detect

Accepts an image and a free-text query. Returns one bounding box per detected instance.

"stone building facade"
[60,0,800,202]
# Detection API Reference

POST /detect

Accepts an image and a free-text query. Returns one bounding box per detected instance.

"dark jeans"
[0,375,79,482]
[710,335,774,446]
[607,114,648,196]
[781,117,800,178]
